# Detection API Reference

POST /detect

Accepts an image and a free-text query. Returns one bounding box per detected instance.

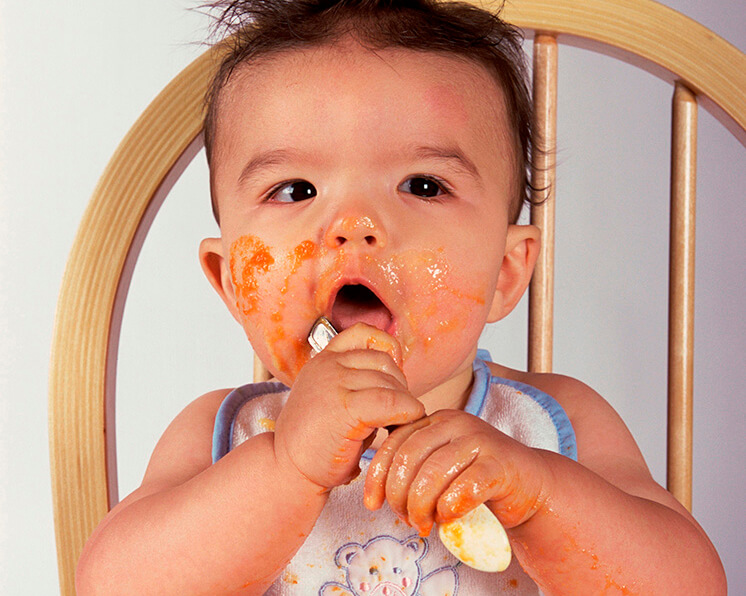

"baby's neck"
[419,365,475,415]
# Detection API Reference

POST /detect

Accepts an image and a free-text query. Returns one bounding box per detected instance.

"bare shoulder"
[93,387,235,535]
[119,388,234,504]
[486,362,675,503]
[486,361,614,428]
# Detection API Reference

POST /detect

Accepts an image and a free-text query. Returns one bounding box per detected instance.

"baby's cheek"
[401,251,489,353]
[230,235,275,318]
[392,250,491,395]
[230,235,318,381]
[411,286,487,349]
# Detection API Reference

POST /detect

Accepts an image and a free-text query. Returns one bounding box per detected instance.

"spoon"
[308,317,512,572]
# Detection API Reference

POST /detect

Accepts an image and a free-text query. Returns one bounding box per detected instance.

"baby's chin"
[244,325,312,385]
[402,340,479,395]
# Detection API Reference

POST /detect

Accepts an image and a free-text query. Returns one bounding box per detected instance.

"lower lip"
[328,281,395,334]
[330,308,396,336]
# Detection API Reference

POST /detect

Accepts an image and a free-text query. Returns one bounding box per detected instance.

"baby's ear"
[199,237,242,323]
[487,225,541,323]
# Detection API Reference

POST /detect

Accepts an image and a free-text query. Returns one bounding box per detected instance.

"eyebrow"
[236,144,483,186]
[412,145,483,184]
[238,149,299,187]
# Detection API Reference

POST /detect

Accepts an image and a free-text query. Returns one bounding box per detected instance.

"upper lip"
[317,262,397,334]
[328,276,387,310]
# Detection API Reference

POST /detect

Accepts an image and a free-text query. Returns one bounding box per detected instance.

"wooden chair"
[49,0,746,593]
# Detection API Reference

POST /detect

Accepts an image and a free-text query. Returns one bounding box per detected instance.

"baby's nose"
[323,213,387,249]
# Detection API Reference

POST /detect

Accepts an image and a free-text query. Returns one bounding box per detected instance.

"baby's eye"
[398,175,449,199]
[268,180,317,203]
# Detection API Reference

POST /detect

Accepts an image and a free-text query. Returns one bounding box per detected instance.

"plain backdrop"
[1,0,744,592]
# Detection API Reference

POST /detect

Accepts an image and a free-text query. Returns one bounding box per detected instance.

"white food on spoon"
[307,317,512,572]
[438,503,512,572]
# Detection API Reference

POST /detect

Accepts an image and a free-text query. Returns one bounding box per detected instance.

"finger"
[383,423,458,522]
[334,365,407,394]
[325,323,403,368]
[343,387,425,440]
[333,349,408,388]
[406,437,480,536]
[364,418,432,511]
[436,457,502,524]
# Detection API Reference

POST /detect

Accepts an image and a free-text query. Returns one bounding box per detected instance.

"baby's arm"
[75,390,328,595]
[365,374,726,594]
[506,376,725,594]
[76,324,424,595]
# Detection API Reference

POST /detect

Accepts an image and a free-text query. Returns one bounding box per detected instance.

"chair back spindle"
[528,33,559,374]
[667,82,698,511]
[253,354,272,382]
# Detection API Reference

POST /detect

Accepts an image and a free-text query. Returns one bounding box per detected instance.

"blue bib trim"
[212,351,577,463]
[212,380,288,463]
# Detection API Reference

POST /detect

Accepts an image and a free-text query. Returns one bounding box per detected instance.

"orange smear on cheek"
[271,240,318,377]
[282,240,317,294]
[393,249,488,353]
[294,239,317,265]
[229,236,275,317]
[230,235,318,379]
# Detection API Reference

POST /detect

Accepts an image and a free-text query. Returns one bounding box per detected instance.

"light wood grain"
[253,354,273,382]
[528,34,558,374]
[667,83,697,511]
[48,46,222,595]
[496,0,746,144]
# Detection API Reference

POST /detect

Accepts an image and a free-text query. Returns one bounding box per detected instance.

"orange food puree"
[229,236,320,380]
[382,249,487,354]
[230,235,275,317]
[292,240,317,270]
[440,523,466,553]
[282,240,318,295]
[366,335,401,367]
[258,418,276,431]
[229,235,491,377]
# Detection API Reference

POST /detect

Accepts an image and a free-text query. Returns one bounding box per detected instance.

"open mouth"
[330,284,393,333]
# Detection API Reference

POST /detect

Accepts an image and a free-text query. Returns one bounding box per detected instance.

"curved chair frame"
[49,0,746,593]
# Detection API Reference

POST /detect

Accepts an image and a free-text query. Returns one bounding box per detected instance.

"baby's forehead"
[218,41,512,136]
[209,42,519,220]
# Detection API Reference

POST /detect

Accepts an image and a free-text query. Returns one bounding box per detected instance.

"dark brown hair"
[203,0,537,222]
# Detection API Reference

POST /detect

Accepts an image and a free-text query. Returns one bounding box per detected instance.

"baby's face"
[207,40,518,397]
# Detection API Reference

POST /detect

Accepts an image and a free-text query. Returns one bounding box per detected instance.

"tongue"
[331,285,393,332]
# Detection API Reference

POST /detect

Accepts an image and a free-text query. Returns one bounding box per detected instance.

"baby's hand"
[273,323,426,492]
[364,409,550,536]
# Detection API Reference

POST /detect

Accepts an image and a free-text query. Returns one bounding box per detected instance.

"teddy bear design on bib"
[319,534,459,596]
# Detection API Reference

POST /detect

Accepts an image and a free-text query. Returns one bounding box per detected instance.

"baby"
[76,0,726,594]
